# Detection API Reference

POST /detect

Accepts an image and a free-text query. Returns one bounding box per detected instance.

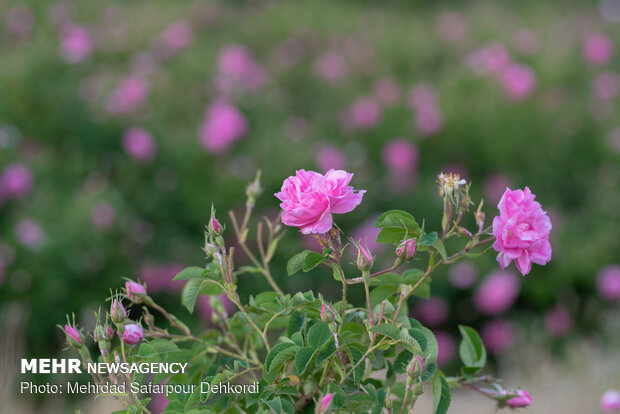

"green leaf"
[410,327,438,363]
[294,346,314,375]
[433,238,448,260]
[173,266,204,281]
[264,397,282,413]
[418,232,438,247]
[369,286,398,307]
[329,262,343,281]
[181,279,202,314]
[302,251,326,272]
[368,323,401,340]
[458,325,486,373]
[148,339,181,354]
[307,321,331,349]
[287,251,309,276]
[265,346,298,383]
[315,338,336,366]
[393,350,413,374]
[401,269,431,299]
[374,210,421,244]
[432,373,451,414]
[199,281,225,296]
[421,362,437,383]
[264,342,296,374]
[286,312,305,338]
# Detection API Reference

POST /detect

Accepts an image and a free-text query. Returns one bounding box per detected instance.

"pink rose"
[474,270,519,315]
[60,24,93,63]
[597,265,620,302]
[499,64,537,101]
[122,127,157,162]
[583,33,613,65]
[600,390,620,412]
[275,169,365,234]
[318,393,333,412]
[1,163,33,199]
[199,101,248,154]
[506,390,532,408]
[492,187,552,275]
[123,324,143,345]
[106,75,149,115]
[125,281,147,302]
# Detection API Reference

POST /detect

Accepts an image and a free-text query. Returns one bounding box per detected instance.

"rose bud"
[106,325,114,340]
[123,323,143,345]
[506,390,532,408]
[125,281,147,302]
[396,238,416,261]
[63,325,82,348]
[600,390,620,412]
[317,393,333,413]
[209,217,223,237]
[110,299,127,323]
[356,242,373,271]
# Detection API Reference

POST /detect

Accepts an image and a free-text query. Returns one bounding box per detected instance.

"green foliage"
[458,325,487,376]
[374,210,421,244]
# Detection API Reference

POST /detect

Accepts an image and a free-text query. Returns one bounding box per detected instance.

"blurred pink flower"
[314,51,348,83]
[414,298,449,327]
[448,261,478,289]
[492,187,552,275]
[382,138,418,192]
[499,64,537,101]
[149,392,168,414]
[594,72,619,100]
[91,202,116,229]
[474,270,520,315]
[157,21,193,57]
[15,219,44,249]
[409,84,438,110]
[415,105,443,136]
[199,101,248,154]
[483,174,511,205]
[60,24,92,63]
[197,294,234,323]
[316,145,346,172]
[344,97,382,131]
[122,127,157,162]
[436,12,467,42]
[600,390,620,412]
[351,216,385,256]
[373,78,401,106]
[467,43,511,75]
[544,306,573,337]
[583,33,614,65]
[481,319,515,354]
[216,45,266,93]
[1,163,33,199]
[6,5,33,38]
[106,75,149,115]
[597,265,620,302]
[435,331,455,366]
[138,263,184,293]
[275,169,365,234]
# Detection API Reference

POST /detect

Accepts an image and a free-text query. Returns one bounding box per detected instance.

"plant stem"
[345,261,403,285]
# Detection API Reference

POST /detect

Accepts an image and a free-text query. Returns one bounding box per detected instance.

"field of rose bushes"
[0,0,619,412]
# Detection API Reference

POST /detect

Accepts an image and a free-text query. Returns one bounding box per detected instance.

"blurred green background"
[0,0,619,410]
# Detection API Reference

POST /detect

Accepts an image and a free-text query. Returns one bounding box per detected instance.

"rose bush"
[60,171,550,413]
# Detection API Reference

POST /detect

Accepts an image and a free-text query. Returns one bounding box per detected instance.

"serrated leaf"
[418,231,438,247]
[315,338,336,366]
[287,251,309,276]
[393,350,413,374]
[302,251,326,272]
[307,321,331,349]
[181,279,202,314]
[409,327,438,363]
[294,346,314,375]
[432,373,451,414]
[286,312,305,338]
[148,339,181,354]
[374,210,421,244]
[173,266,204,281]
[265,346,298,383]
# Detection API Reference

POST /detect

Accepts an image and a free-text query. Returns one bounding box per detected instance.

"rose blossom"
[597,265,620,302]
[583,33,613,65]
[482,320,515,354]
[499,64,537,101]
[123,324,143,345]
[346,97,382,130]
[215,44,266,93]
[600,390,620,412]
[492,187,552,275]
[474,270,520,315]
[60,24,93,63]
[157,21,193,57]
[122,127,157,162]
[106,75,149,115]
[199,101,248,154]
[275,169,365,234]
[506,390,532,408]
[1,163,33,199]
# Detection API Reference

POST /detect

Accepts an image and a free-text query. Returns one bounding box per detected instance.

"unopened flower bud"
[505,390,532,408]
[457,226,473,239]
[600,390,620,413]
[246,171,262,207]
[356,242,373,272]
[475,200,485,231]
[318,393,333,413]
[396,238,416,261]
[407,355,424,378]
[110,299,127,323]
[63,325,83,348]
[125,281,147,302]
[93,324,107,342]
[208,205,224,237]
[123,323,143,345]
